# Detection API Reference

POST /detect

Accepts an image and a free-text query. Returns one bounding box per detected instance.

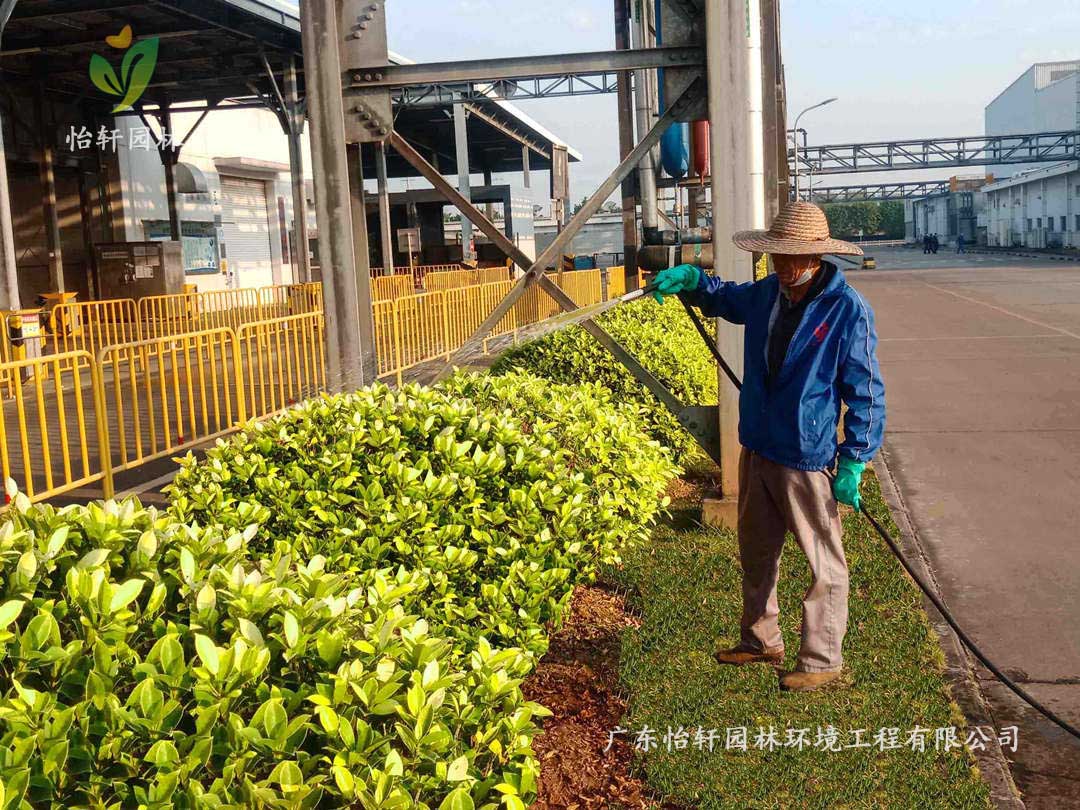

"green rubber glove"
[833,456,866,511]
[652,264,701,303]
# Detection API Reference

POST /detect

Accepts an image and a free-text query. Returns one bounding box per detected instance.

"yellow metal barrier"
[513,278,562,327]
[97,329,246,473]
[424,269,478,292]
[606,266,627,300]
[0,350,112,502]
[389,292,450,385]
[138,288,264,339]
[372,274,416,301]
[477,266,510,286]
[558,269,603,307]
[237,312,326,420]
[444,280,516,352]
[49,299,140,359]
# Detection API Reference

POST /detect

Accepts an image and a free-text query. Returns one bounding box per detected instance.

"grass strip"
[611,472,992,809]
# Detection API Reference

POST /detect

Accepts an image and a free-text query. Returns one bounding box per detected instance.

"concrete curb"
[965,248,1080,263]
[872,449,1026,810]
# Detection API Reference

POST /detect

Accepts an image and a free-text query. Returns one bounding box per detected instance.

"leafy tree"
[879,201,905,238]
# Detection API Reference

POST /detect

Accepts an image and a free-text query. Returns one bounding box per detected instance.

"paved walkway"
[850,246,1080,809]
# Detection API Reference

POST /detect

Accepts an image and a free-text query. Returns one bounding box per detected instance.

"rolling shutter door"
[220,176,273,287]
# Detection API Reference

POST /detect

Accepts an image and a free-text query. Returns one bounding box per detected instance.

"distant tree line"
[821,201,904,240]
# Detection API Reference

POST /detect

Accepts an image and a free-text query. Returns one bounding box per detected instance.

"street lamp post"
[792,97,838,198]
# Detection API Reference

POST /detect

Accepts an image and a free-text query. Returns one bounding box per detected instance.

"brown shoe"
[779,669,844,692]
[714,644,785,667]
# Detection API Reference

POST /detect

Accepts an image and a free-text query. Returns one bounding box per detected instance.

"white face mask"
[789,267,815,287]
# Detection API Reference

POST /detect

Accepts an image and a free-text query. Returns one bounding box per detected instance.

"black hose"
[679,302,1080,742]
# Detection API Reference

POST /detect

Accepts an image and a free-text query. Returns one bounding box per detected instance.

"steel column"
[0,0,20,312]
[160,102,181,242]
[374,141,394,275]
[615,0,639,279]
[0,0,15,308]
[707,0,754,499]
[454,104,474,263]
[300,0,364,392]
[284,54,311,282]
[632,0,659,234]
[347,143,378,384]
[35,88,64,293]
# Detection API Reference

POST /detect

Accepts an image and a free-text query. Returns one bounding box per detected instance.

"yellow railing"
[49,299,140,360]
[238,312,326,421]
[478,266,510,286]
[606,266,627,300]
[0,268,630,502]
[372,274,416,301]
[97,329,245,474]
[0,351,111,502]
[424,269,479,292]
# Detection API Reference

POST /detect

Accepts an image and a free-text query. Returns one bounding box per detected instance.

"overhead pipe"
[655,0,689,181]
[632,0,659,234]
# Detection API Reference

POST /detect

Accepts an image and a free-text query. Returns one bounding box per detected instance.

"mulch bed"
[523,585,679,810]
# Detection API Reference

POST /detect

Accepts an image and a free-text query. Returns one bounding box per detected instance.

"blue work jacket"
[681,263,886,471]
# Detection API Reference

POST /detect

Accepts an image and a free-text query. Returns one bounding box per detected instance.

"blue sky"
[294,1,1080,199]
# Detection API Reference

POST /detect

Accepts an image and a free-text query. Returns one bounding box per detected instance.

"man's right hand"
[652,264,701,303]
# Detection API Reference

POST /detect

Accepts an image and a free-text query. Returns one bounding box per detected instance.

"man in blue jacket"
[652,202,886,692]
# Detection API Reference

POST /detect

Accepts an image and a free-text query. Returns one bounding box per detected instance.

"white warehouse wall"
[985,63,1080,178]
[114,105,317,292]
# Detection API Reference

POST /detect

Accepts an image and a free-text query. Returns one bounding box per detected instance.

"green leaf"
[16,551,36,580]
[195,634,220,675]
[446,755,469,782]
[385,749,404,777]
[109,578,145,613]
[283,611,299,648]
[89,54,123,97]
[331,765,354,795]
[195,583,216,612]
[0,600,25,629]
[270,760,303,791]
[113,37,159,112]
[439,788,475,810]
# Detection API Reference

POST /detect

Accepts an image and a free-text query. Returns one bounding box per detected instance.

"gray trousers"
[737,448,849,672]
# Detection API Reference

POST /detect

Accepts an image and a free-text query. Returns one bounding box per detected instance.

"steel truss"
[803,180,950,203]
[791,129,1080,175]
[387,77,722,465]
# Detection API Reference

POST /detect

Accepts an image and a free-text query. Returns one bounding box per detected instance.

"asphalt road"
[849,246,1080,808]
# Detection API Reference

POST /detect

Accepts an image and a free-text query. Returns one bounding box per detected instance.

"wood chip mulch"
[522,585,681,810]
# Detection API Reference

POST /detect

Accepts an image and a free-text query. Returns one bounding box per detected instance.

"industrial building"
[985,60,1080,178]
[982,160,1080,248]
[904,176,989,245]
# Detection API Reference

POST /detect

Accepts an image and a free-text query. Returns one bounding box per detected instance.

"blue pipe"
[655,0,689,179]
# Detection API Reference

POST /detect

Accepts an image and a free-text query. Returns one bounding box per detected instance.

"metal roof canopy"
[0,0,576,176]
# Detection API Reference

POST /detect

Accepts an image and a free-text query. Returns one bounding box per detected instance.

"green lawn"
[609,472,992,809]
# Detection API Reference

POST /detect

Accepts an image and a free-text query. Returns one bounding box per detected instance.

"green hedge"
[492,299,717,462]
[0,496,542,809]
[0,374,677,809]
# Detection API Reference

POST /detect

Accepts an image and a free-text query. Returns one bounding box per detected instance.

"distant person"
[931,234,939,254]
[922,234,931,254]
[957,234,966,254]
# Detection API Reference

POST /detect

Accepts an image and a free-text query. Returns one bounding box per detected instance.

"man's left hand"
[833,456,866,511]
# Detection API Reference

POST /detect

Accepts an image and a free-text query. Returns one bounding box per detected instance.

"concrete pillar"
[299,0,365,391]
[453,104,474,262]
[285,55,312,283]
[0,104,21,310]
[703,0,754,527]
[374,142,394,275]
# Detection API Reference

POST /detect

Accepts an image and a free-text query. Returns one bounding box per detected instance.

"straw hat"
[733,201,864,256]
